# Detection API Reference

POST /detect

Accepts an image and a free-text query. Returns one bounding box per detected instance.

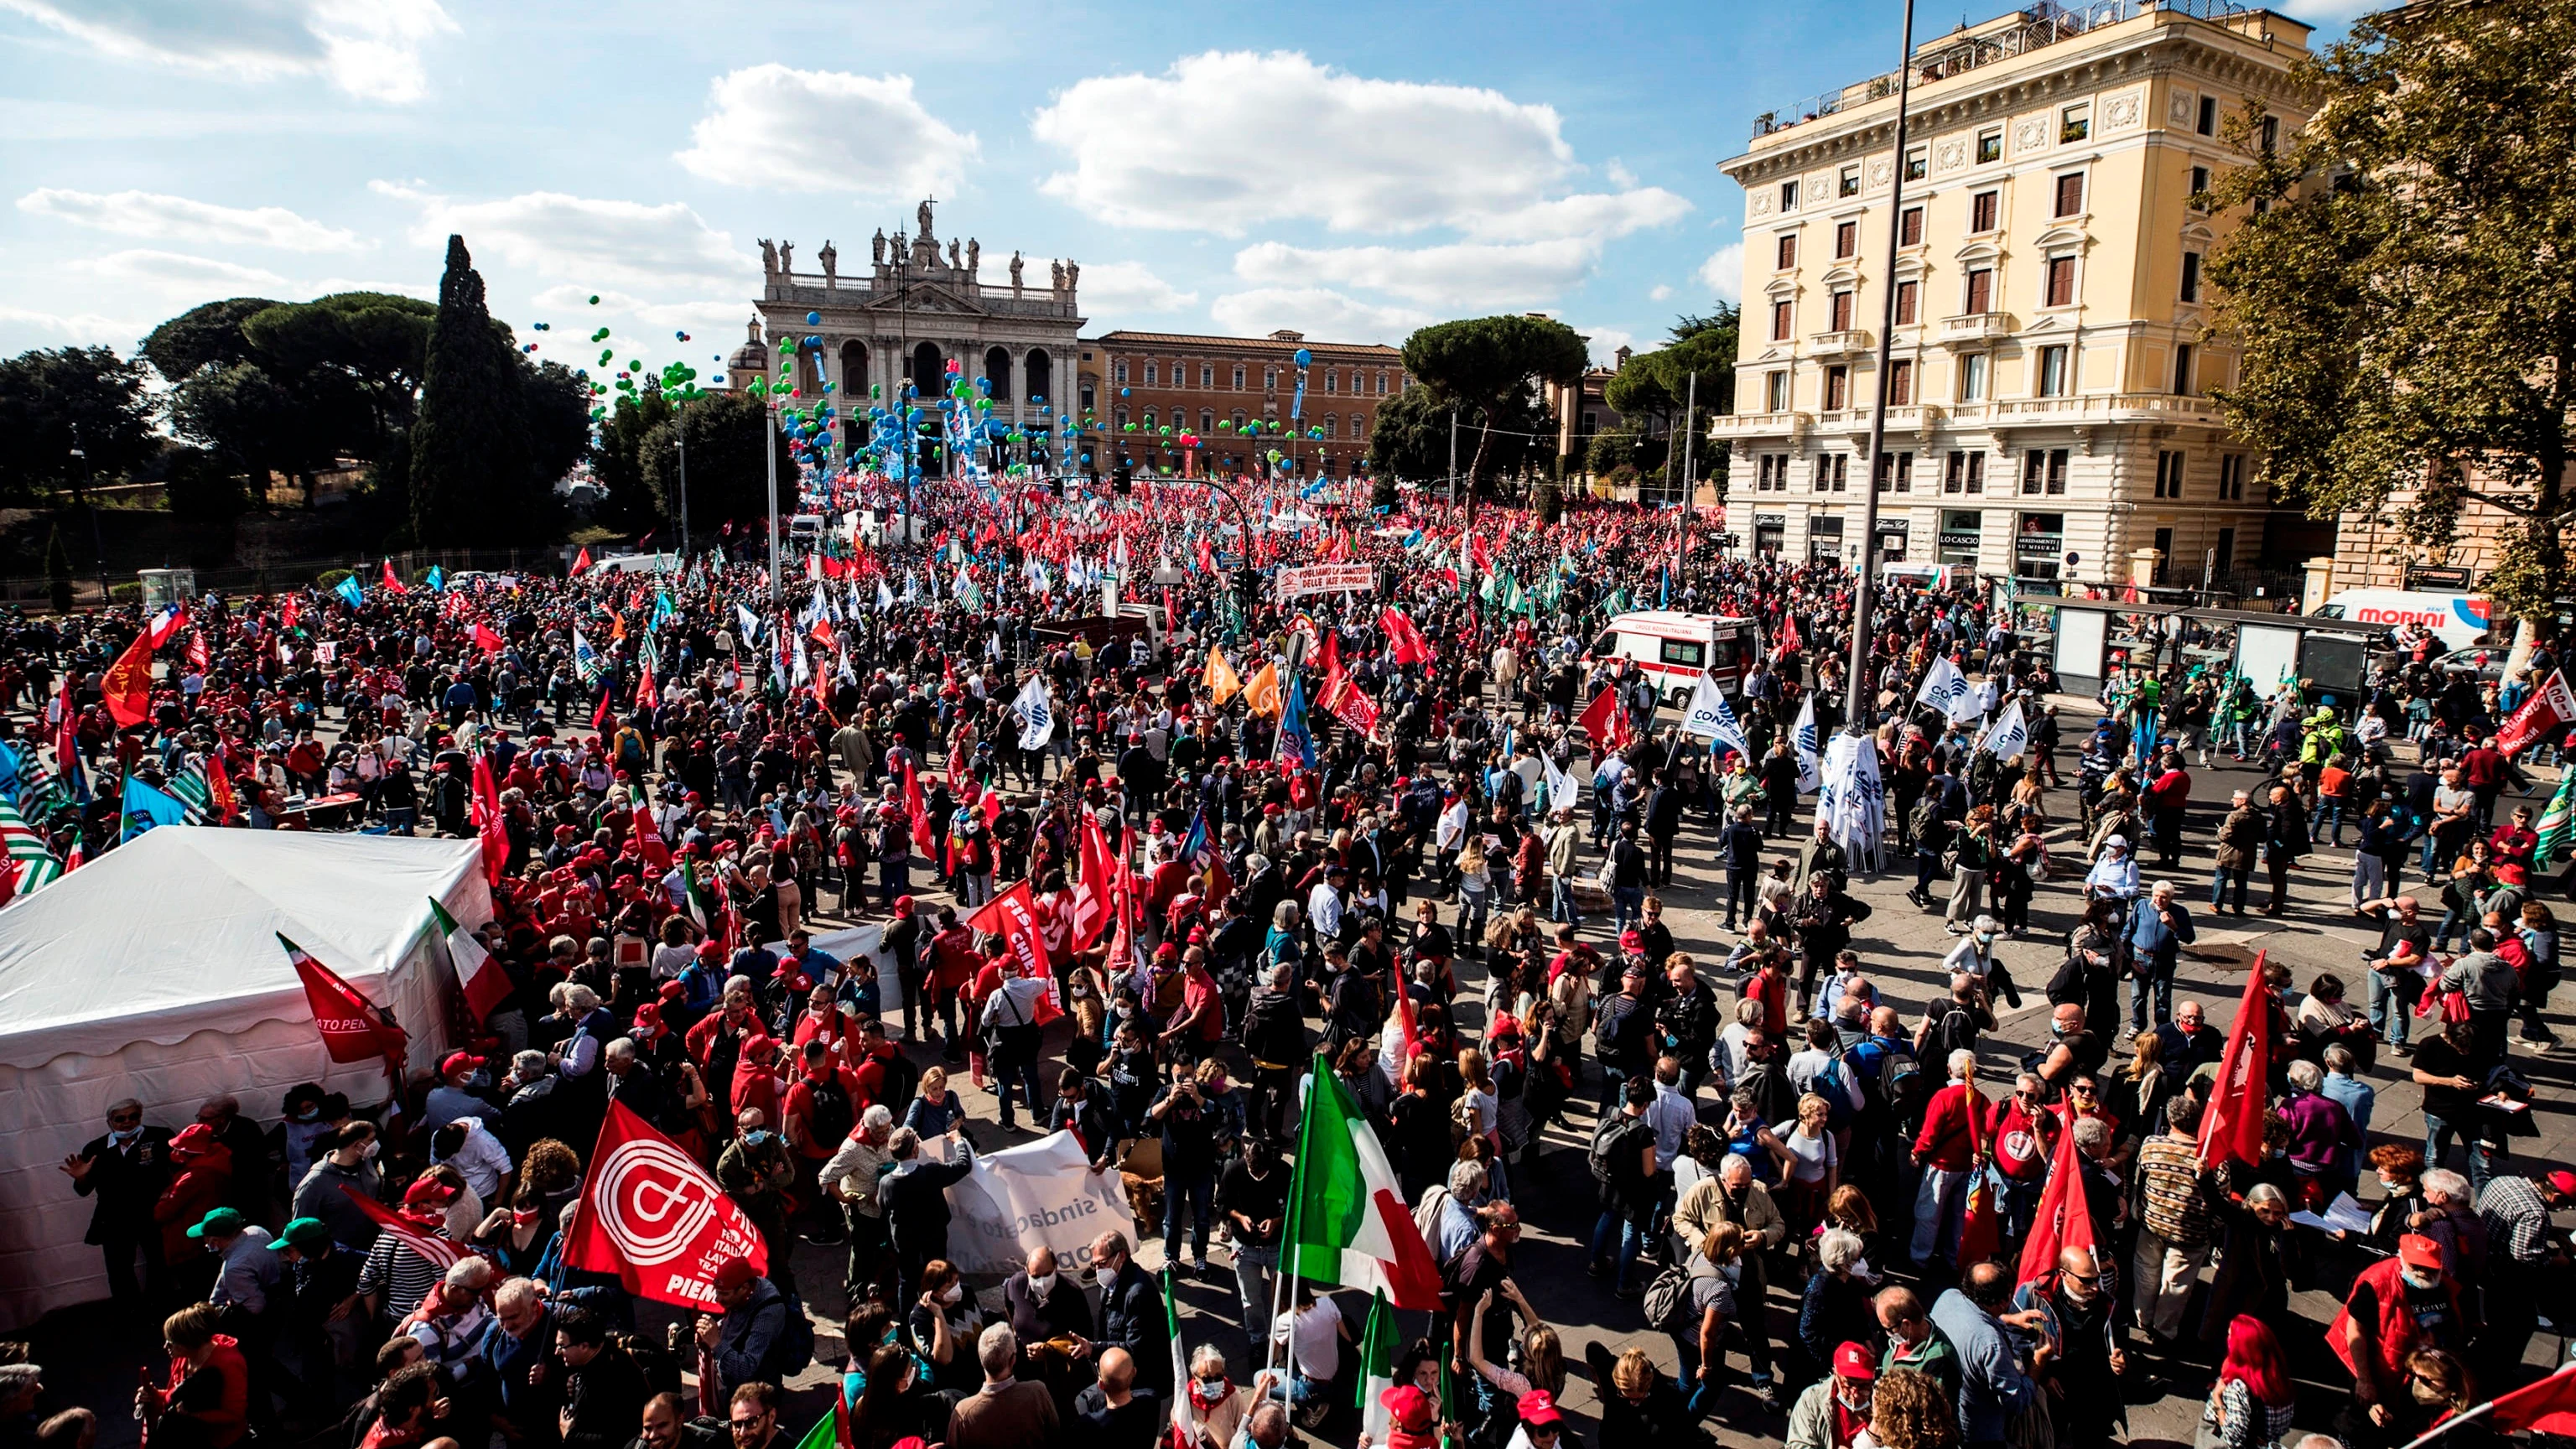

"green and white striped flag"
[18,759,70,820]
[0,792,63,899]
[165,762,213,825]
[2536,767,2576,869]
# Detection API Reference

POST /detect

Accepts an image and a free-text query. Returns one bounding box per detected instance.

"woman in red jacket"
[139,1303,249,1449]
[152,1124,233,1269]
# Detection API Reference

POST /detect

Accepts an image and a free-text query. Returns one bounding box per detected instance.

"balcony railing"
[1715,392,2221,436]
[1939,312,2017,345]
[1809,328,1875,358]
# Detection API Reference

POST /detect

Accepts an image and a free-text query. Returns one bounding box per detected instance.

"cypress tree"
[408,236,526,545]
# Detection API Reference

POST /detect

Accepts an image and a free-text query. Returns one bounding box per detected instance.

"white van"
[1581,611,1760,708]
[2314,589,2497,652]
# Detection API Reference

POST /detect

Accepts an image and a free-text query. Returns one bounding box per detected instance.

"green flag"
[2537,767,2576,867]
[1356,1290,1396,1434]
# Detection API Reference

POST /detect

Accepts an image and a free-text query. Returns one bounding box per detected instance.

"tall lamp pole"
[1841,0,1920,734]
[673,396,690,559]
[1677,367,1699,596]
[764,397,782,606]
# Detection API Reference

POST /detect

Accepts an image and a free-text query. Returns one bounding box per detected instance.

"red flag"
[634,802,672,872]
[185,630,210,671]
[280,595,299,631]
[2499,669,2576,758]
[470,752,509,888]
[2195,951,2273,1171]
[1071,809,1114,948]
[281,933,408,1078]
[569,546,594,576]
[592,686,615,733]
[636,657,657,716]
[965,880,1064,1021]
[1773,613,1804,662]
[2490,1363,2576,1436]
[564,1100,770,1309]
[100,629,155,728]
[904,763,934,859]
[338,1186,464,1269]
[1378,606,1436,664]
[2014,1104,2096,1286]
[1578,688,1634,752]
[380,559,408,595]
[472,622,506,654]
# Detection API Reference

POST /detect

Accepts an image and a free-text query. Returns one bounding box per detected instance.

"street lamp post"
[67,425,107,605]
[673,396,690,560]
[1841,0,1921,735]
[764,397,782,606]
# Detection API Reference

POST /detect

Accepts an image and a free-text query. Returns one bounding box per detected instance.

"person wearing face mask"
[2008,1246,2125,1445]
[2331,1234,2473,1440]
[63,1097,175,1310]
[290,1122,383,1253]
[1782,1341,1876,1449]
[1088,1232,1168,1402]
[1940,916,2022,1014]
[1000,1246,1092,1411]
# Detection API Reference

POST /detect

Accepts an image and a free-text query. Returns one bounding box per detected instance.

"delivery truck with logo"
[2312,589,2497,653]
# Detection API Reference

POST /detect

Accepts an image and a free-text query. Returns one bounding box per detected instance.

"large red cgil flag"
[2014,1103,2097,1287]
[2195,951,2273,1171]
[470,751,509,888]
[564,1100,769,1309]
[966,880,1065,1021]
[2489,1362,2576,1437]
[100,629,156,729]
[281,933,408,1083]
[1577,687,1634,753]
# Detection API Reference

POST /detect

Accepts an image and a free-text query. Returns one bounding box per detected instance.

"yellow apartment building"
[1711,0,2316,594]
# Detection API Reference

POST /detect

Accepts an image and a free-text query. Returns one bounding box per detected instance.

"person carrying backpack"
[1914,972,1994,1064]
[784,1041,857,1244]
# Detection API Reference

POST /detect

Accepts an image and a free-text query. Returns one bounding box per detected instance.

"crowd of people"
[6,469,2573,1449]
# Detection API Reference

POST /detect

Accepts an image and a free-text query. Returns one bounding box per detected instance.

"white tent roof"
[0,829,491,1328]
[0,828,488,1070]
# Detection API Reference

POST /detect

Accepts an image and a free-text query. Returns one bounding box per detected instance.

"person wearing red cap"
[1783,1341,1876,1449]
[2329,1231,2471,1431]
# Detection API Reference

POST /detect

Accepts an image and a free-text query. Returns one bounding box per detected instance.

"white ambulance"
[1581,611,1762,708]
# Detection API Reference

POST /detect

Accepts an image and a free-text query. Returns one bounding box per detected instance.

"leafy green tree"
[1365,383,1450,482]
[522,358,594,496]
[240,291,437,442]
[2205,4,2575,622]
[593,387,678,532]
[641,390,792,532]
[1585,429,1641,477]
[1400,314,1588,496]
[408,236,530,546]
[160,445,251,526]
[140,298,280,382]
[0,346,158,504]
[167,360,312,504]
[1605,306,1737,501]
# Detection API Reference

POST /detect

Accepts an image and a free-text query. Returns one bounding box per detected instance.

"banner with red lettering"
[565,1100,769,1309]
[2499,669,2575,759]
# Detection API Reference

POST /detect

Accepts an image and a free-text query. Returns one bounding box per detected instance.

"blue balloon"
[807,310,822,325]
[1294,348,1312,368]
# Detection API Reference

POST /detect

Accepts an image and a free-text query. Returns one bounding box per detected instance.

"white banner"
[1974,699,2029,760]
[1684,673,1752,758]
[1013,676,1056,750]
[938,1129,1139,1280]
[1915,656,1977,724]
[1275,564,1376,601]
[1792,695,1822,793]
[1820,731,1886,875]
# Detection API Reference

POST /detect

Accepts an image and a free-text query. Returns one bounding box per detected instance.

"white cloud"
[373,181,758,295]
[1208,288,1431,345]
[1233,238,1598,310]
[1033,51,1684,240]
[674,65,977,200]
[67,247,294,295]
[0,0,454,102]
[18,187,366,252]
[1696,242,1745,304]
[0,302,148,345]
[1648,284,1673,302]
[1582,326,1637,366]
[1072,261,1197,319]
[1467,189,1690,242]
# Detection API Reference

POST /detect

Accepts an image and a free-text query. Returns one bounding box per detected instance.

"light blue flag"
[121,776,190,842]
[333,575,363,607]
[425,565,446,592]
[0,739,21,802]
[1276,673,1317,769]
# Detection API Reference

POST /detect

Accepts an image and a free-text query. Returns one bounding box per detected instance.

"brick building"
[1073,329,1405,479]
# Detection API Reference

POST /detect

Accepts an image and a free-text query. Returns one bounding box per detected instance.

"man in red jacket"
[2142,750,2193,870]
[1909,1049,1989,1272]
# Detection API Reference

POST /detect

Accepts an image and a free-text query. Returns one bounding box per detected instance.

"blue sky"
[0,0,2364,380]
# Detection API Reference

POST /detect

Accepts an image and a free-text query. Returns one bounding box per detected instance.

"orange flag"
[1203,645,1243,707]
[1242,661,1283,719]
[100,630,155,728]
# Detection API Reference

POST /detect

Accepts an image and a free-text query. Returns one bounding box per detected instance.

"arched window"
[911,341,943,398]
[1231,410,1247,429]
[1143,408,1157,430]
[1145,362,1159,387]
[1201,410,1214,434]
[984,346,1012,402]
[1025,349,1052,408]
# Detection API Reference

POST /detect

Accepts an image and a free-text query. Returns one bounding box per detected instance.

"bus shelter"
[2016,595,2396,699]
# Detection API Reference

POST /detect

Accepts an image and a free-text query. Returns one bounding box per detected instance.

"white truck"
[2313,589,2498,653]
[1580,610,1761,709]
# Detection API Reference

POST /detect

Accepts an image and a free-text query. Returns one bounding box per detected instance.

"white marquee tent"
[0,829,492,1328]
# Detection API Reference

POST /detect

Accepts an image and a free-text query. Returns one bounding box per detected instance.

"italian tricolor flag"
[1164,1267,1197,1449]
[1355,1291,1397,1441]
[431,897,512,1024]
[1285,1052,1443,1310]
